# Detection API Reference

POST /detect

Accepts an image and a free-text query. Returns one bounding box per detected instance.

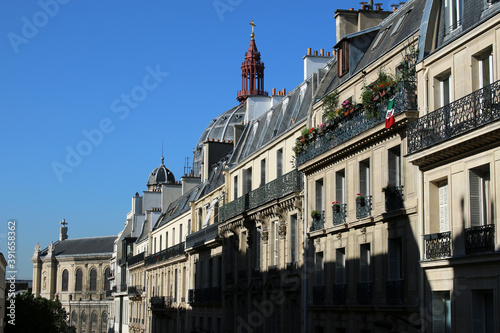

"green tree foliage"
[5,293,76,333]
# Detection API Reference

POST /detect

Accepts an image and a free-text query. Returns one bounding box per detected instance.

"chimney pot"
[282,88,286,95]
[307,48,312,55]
[314,50,318,56]
[375,3,382,10]
[320,49,324,56]
[399,2,405,5]
[327,51,331,57]
[272,88,276,95]
[350,7,354,10]
[391,4,398,11]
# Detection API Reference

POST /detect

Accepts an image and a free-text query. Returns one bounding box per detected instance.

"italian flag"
[385,97,395,129]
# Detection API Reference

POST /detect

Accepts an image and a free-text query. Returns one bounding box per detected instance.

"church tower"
[237,20,268,103]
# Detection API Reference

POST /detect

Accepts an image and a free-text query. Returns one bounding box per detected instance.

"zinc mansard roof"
[152,155,228,231]
[322,0,424,97]
[40,236,115,258]
[229,73,323,164]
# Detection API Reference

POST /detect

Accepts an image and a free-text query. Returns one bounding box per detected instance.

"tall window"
[336,248,346,284]
[359,244,371,283]
[469,167,493,227]
[273,221,279,266]
[214,202,219,224]
[444,0,462,33]
[172,228,176,246]
[388,146,401,187]
[476,49,493,89]
[179,224,183,243]
[359,159,370,196]
[243,167,252,194]
[439,181,450,232]
[432,291,451,333]
[104,268,110,291]
[89,268,97,291]
[75,268,83,292]
[315,178,324,211]
[62,269,69,292]
[154,238,157,253]
[435,71,452,108]
[159,235,162,251]
[174,269,178,302]
[290,214,298,263]
[388,238,403,280]
[260,158,267,186]
[315,252,324,286]
[166,232,168,249]
[233,175,239,199]
[255,227,261,270]
[471,290,494,333]
[336,170,346,204]
[276,148,283,177]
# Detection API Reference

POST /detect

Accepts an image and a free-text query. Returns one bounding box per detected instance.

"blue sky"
[0,1,396,279]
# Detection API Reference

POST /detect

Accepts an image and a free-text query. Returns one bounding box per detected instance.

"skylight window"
[372,24,392,49]
[289,84,307,125]
[273,98,289,137]
[391,9,412,36]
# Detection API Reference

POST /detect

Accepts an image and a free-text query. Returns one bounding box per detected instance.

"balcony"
[296,81,416,166]
[356,196,372,219]
[127,252,145,266]
[333,284,346,305]
[386,280,404,305]
[312,285,325,305]
[219,169,303,222]
[128,285,143,299]
[186,223,219,250]
[332,204,347,226]
[424,232,451,259]
[357,282,372,304]
[310,211,325,232]
[150,296,165,309]
[144,242,185,265]
[384,186,404,212]
[408,80,500,155]
[465,224,495,254]
[188,287,222,305]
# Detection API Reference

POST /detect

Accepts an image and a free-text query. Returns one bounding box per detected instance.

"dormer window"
[445,0,463,34]
[336,40,349,77]
[372,25,392,50]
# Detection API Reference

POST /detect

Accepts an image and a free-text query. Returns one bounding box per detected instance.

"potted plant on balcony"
[322,90,339,124]
[332,201,341,213]
[381,183,397,194]
[356,193,366,207]
[311,210,322,220]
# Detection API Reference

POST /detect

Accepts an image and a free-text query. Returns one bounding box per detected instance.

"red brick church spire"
[237,20,268,103]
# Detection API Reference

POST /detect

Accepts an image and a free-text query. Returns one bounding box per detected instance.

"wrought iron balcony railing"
[219,169,303,222]
[312,285,325,305]
[150,296,165,309]
[188,287,222,305]
[332,204,347,226]
[465,224,495,254]
[186,223,219,249]
[408,80,500,154]
[384,186,404,212]
[310,211,325,232]
[297,81,416,166]
[386,279,404,305]
[357,282,372,304]
[356,196,372,219]
[127,252,145,266]
[144,242,185,265]
[333,284,346,305]
[424,231,452,259]
[128,285,143,298]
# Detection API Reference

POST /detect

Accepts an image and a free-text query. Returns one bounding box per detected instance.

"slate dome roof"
[147,157,175,186]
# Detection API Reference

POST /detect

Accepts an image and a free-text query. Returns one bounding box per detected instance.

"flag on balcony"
[385,97,395,129]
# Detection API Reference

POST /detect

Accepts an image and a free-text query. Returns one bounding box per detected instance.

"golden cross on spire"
[250,20,256,39]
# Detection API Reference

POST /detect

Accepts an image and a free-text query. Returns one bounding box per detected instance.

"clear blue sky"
[0,1,396,279]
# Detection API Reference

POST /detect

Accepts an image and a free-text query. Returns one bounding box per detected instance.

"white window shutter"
[439,183,449,232]
[469,171,481,227]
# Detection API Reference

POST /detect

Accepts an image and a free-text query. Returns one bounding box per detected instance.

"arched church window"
[62,269,69,292]
[89,268,97,291]
[75,268,83,292]
[104,267,110,291]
